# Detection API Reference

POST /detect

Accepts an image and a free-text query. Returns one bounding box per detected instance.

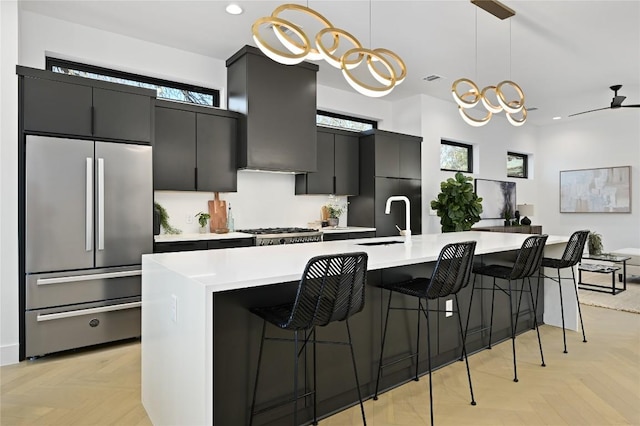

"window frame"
[316,110,377,132]
[440,139,473,173]
[46,57,220,107]
[507,151,529,179]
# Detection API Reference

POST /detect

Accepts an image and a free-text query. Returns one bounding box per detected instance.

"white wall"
[0,0,19,366]
[537,112,640,250]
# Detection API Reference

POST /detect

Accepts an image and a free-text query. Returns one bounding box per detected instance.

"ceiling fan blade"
[568,107,610,117]
[621,104,640,108]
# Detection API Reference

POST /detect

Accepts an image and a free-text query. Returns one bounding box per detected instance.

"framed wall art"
[560,166,631,213]
[474,179,516,219]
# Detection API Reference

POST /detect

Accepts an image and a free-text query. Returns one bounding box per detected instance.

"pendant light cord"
[369,0,372,47]
[475,8,478,82]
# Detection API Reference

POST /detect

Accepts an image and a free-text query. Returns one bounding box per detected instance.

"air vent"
[423,74,443,82]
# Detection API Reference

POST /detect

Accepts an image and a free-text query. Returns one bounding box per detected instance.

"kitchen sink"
[357,240,404,246]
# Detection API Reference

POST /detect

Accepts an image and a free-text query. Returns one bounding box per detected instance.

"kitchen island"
[142,232,573,426]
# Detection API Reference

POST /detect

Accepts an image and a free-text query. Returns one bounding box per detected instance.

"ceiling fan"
[569,85,640,117]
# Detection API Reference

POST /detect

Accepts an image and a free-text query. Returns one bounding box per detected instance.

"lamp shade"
[517,204,534,216]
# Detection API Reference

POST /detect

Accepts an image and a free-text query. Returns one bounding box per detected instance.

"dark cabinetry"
[153,100,239,192]
[20,67,153,143]
[348,129,423,237]
[367,129,421,179]
[322,231,375,241]
[154,237,253,253]
[226,45,318,173]
[295,128,359,195]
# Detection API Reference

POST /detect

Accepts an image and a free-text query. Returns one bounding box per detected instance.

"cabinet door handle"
[97,158,105,250]
[86,158,93,251]
[36,301,141,322]
[333,176,337,194]
[36,270,142,286]
[194,167,198,190]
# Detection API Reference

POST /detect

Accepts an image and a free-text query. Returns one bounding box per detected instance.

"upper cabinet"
[153,100,238,192]
[295,127,359,196]
[18,66,154,144]
[360,129,422,179]
[226,45,319,173]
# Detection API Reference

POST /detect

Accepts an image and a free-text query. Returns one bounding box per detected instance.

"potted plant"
[154,202,181,235]
[502,204,513,226]
[588,231,603,255]
[195,212,211,233]
[324,202,346,227]
[430,172,483,233]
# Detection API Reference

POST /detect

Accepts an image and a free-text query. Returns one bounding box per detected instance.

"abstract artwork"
[474,179,516,219]
[560,166,631,213]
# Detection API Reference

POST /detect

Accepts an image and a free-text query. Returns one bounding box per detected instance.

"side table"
[578,254,630,295]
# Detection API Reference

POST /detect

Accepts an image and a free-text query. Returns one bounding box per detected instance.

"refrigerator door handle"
[86,157,93,251]
[36,269,142,286]
[36,301,142,322]
[97,158,105,251]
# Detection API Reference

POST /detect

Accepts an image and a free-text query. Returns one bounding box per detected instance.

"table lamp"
[517,204,534,225]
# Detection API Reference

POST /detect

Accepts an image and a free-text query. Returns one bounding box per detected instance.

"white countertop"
[320,226,376,234]
[143,231,568,293]
[154,232,254,243]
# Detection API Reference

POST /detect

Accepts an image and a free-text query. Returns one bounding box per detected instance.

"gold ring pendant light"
[452,2,527,127]
[251,3,406,97]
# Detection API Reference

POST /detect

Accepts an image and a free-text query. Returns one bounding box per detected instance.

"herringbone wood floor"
[2,304,639,425]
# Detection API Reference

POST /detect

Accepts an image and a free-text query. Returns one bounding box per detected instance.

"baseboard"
[0,343,19,366]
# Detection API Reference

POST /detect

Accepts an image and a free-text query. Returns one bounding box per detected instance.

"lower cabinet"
[322,231,375,242]
[154,238,253,253]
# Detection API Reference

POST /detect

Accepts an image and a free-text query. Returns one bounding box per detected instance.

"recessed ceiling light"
[552,116,562,120]
[226,4,243,15]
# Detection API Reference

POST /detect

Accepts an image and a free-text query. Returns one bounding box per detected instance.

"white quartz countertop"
[143,231,568,293]
[154,232,254,243]
[320,226,376,234]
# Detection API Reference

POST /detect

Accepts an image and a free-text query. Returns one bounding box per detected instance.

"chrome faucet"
[385,196,411,238]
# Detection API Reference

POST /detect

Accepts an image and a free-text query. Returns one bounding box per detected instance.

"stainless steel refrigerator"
[24,135,152,358]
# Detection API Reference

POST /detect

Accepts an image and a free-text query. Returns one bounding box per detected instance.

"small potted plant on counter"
[154,202,181,235]
[195,212,211,233]
[324,202,346,227]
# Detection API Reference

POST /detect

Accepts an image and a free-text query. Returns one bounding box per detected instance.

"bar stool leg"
[312,328,318,425]
[293,330,299,426]
[249,321,267,426]
[557,269,568,353]
[415,298,421,381]
[527,276,546,367]
[455,294,476,406]
[346,319,367,425]
[571,267,588,343]
[421,301,435,426]
[373,290,393,400]
[488,278,497,349]
[507,279,518,383]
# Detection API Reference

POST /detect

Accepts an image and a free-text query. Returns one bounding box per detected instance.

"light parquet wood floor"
[1,304,639,425]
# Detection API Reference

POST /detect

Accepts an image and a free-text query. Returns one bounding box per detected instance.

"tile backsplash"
[154,170,347,234]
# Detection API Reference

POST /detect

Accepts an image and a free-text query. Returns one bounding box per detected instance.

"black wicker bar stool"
[373,241,477,426]
[249,252,368,426]
[468,234,548,383]
[540,230,589,353]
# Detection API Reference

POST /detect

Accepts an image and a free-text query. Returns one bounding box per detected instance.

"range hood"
[226,45,318,173]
